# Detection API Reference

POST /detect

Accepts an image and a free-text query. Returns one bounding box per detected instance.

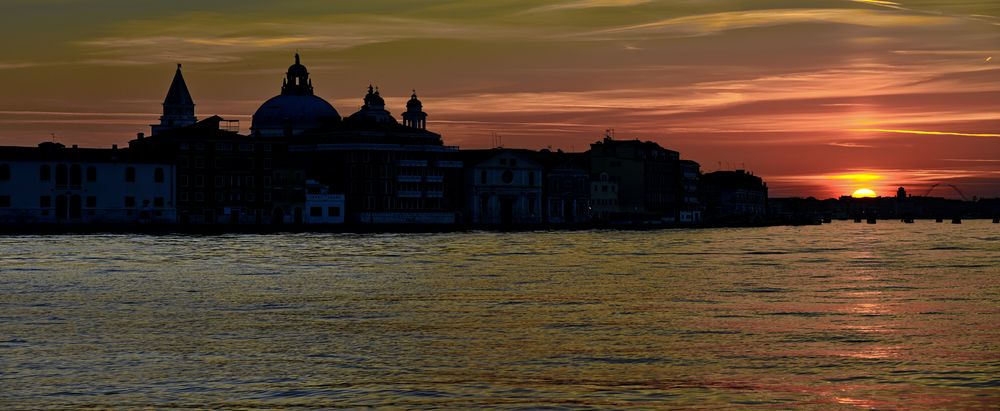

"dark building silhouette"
[588,137,684,222]
[701,170,768,221]
[538,150,590,224]
[402,91,428,130]
[131,116,281,224]
[288,84,463,225]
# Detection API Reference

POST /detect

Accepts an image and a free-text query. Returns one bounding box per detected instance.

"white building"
[0,143,176,225]
[463,149,544,225]
[303,180,345,224]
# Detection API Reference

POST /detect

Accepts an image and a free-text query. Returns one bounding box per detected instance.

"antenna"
[50,133,56,142]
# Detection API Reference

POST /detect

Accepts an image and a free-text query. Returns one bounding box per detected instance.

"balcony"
[436,160,463,168]
[426,175,444,183]
[425,191,444,198]
[397,175,422,183]
[398,160,428,167]
[397,190,423,198]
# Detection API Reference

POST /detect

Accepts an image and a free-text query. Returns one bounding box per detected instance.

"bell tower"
[403,90,427,130]
[152,64,197,135]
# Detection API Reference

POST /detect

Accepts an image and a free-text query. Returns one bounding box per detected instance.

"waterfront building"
[589,172,620,221]
[538,150,590,224]
[0,142,176,224]
[130,116,280,225]
[588,137,681,222]
[701,170,768,220]
[303,180,345,224]
[462,149,544,225]
[678,159,702,223]
[289,86,463,225]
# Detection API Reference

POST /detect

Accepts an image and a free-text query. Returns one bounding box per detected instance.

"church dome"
[251,94,339,137]
[250,53,340,137]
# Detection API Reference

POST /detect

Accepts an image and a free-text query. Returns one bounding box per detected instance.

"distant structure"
[151,64,197,136]
[346,85,395,125]
[251,54,340,137]
[402,91,428,130]
[701,170,768,221]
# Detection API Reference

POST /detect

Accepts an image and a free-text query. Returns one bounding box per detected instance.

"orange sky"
[0,0,997,198]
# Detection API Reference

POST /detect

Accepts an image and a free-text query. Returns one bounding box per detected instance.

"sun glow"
[852,188,878,198]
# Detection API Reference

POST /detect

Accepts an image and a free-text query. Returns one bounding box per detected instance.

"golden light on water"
[852,188,878,198]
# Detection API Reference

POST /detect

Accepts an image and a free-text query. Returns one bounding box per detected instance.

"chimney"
[112,144,118,150]
[72,144,78,149]
[137,132,145,139]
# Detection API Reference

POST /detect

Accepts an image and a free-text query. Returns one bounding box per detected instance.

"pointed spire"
[295,52,300,65]
[164,63,194,106]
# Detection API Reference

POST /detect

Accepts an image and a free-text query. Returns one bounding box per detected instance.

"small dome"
[407,90,422,109]
[251,94,340,137]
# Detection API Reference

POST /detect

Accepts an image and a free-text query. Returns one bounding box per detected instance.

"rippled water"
[1,222,998,409]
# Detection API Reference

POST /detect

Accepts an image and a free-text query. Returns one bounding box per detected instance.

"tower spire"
[152,63,197,135]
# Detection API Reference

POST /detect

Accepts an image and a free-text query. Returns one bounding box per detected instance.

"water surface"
[1,222,998,409]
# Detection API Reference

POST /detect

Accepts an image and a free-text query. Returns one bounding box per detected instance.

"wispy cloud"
[850,128,1000,138]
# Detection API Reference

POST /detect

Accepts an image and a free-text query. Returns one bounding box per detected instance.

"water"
[1,222,997,409]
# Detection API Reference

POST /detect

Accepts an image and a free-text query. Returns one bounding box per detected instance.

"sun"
[852,188,877,198]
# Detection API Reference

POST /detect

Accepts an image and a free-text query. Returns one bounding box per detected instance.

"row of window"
[1,164,166,184]
[178,157,271,170]
[0,195,166,208]
[179,192,272,203]
[178,142,272,152]
[309,206,341,217]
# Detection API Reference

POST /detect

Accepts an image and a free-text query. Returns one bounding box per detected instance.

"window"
[40,196,50,208]
[86,196,96,208]
[214,176,224,187]
[263,159,272,170]
[327,207,340,217]
[179,175,189,187]
[154,197,164,207]
[86,166,96,182]
[502,170,514,184]
[125,167,136,182]
[180,192,189,202]
[56,164,67,186]
[195,192,204,202]
[510,159,517,167]
[0,196,10,207]
[195,175,204,187]
[124,196,136,208]
[263,176,272,187]
[480,170,487,184]
[0,164,10,181]
[528,171,535,187]
[246,176,254,187]
[194,157,205,168]
[69,164,82,186]
[40,165,50,181]
[310,207,323,217]
[154,168,164,183]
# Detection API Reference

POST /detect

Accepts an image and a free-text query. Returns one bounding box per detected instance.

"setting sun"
[852,188,877,198]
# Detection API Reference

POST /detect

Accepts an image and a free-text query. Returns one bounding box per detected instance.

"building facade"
[0,143,176,224]
[463,149,544,225]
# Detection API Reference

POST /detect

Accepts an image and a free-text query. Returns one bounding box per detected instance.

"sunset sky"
[0,0,997,198]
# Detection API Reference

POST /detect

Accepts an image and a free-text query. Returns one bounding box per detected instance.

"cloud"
[829,142,875,148]
[580,8,953,39]
[850,128,1000,138]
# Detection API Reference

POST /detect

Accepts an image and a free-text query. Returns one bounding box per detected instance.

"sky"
[0,0,997,199]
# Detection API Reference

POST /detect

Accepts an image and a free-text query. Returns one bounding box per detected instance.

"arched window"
[56,164,68,186]
[86,166,97,182]
[125,167,136,183]
[528,171,535,187]
[480,170,487,184]
[0,164,9,181]
[69,164,82,186]
[40,165,50,181]
[154,167,164,183]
